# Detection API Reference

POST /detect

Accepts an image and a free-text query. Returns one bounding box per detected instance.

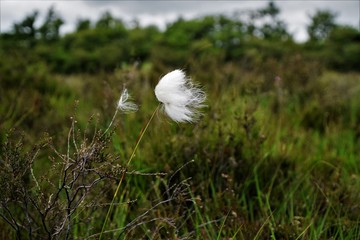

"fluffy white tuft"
[117,88,138,112]
[154,69,206,123]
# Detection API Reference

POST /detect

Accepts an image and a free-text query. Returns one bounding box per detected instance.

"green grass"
[1,69,360,239]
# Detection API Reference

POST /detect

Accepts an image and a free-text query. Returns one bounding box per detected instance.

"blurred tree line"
[1,2,359,76]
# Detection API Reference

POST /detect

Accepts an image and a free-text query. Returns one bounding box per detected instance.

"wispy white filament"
[117,88,138,112]
[104,88,138,135]
[155,69,206,123]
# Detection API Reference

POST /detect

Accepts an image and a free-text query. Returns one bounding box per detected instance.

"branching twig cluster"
[0,116,122,239]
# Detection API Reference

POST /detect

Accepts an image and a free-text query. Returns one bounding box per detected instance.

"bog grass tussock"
[155,69,206,123]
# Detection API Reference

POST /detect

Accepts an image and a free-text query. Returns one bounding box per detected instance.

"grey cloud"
[82,1,266,16]
[1,0,358,41]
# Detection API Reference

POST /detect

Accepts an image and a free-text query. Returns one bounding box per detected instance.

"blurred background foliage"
[1,1,360,239]
[1,2,359,141]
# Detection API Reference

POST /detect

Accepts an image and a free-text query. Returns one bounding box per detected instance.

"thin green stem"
[103,108,119,136]
[99,104,160,240]
[126,104,160,166]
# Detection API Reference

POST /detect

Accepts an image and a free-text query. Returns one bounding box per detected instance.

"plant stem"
[99,104,160,240]
[103,108,119,136]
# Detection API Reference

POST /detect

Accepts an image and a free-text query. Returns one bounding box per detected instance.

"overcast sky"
[1,0,359,42]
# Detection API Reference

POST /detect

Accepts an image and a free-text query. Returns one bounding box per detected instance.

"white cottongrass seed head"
[155,69,206,123]
[117,88,138,113]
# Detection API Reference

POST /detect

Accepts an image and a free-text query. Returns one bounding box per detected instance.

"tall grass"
[1,67,360,239]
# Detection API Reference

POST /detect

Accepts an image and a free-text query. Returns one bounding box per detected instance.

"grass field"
[1,67,360,239]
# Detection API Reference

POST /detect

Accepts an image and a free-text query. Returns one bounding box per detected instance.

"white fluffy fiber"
[117,88,138,112]
[155,69,206,123]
